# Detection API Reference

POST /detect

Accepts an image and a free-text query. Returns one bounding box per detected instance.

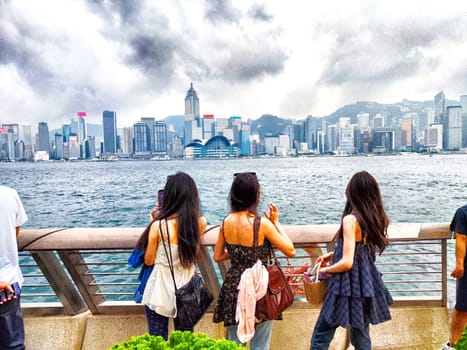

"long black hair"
[229,172,260,215]
[335,171,389,254]
[136,172,201,268]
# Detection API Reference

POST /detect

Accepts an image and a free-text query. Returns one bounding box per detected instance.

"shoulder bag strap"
[253,216,260,261]
[160,219,178,291]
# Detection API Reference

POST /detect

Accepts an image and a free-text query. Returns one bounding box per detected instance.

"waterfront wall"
[18,223,452,349]
[23,307,449,350]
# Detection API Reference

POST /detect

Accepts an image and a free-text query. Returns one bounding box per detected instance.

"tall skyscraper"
[401,117,413,151]
[19,124,32,146]
[434,91,445,124]
[54,132,63,160]
[338,117,354,154]
[121,127,134,155]
[445,106,462,150]
[103,111,117,154]
[62,124,71,142]
[239,124,251,156]
[77,112,87,143]
[133,122,149,154]
[37,122,50,155]
[184,83,200,144]
[305,116,320,150]
[154,121,168,155]
[229,116,242,143]
[141,117,155,152]
[202,115,215,140]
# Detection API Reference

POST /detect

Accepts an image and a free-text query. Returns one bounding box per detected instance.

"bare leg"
[451,309,467,345]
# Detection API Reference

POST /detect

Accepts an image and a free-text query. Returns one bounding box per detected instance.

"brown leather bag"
[253,217,294,321]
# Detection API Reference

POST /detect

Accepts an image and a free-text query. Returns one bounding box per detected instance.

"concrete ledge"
[24,311,89,350]
[24,306,450,350]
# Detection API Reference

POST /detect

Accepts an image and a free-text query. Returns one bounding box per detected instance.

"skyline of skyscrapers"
[1,86,467,161]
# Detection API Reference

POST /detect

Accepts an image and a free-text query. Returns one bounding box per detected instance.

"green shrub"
[109,331,246,350]
[456,325,467,350]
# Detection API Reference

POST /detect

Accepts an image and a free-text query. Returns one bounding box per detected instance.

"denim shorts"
[0,296,25,350]
[455,272,467,312]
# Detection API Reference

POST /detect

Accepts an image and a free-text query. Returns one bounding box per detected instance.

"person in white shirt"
[0,185,28,350]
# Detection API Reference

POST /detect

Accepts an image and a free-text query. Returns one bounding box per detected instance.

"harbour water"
[1,153,466,305]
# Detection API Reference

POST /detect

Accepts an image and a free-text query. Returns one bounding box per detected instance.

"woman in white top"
[136,172,207,339]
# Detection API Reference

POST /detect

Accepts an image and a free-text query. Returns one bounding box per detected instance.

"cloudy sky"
[1,0,467,129]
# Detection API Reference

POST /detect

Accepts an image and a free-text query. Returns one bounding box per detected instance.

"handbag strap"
[253,216,260,261]
[159,219,179,291]
[253,216,277,264]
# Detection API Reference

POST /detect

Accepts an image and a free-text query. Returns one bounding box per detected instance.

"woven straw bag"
[304,262,329,305]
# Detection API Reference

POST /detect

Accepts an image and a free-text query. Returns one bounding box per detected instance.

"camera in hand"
[0,282,20,303]
[158,189,164,209]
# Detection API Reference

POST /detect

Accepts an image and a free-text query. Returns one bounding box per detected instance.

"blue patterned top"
[320,238,393,329]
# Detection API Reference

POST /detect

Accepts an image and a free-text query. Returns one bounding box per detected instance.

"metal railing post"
[58,250,105,314]
[441,239,448,307]
[30,251,87,315]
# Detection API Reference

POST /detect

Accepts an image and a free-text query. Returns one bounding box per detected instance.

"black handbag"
[160,220,214,330]
[252,217,294,321]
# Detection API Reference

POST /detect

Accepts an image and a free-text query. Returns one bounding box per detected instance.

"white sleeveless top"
[142,236,195,317]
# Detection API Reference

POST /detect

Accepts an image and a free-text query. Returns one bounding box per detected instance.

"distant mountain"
[250,114,293,139]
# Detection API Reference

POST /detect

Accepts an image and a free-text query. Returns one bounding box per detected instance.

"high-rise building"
[264,136,279,155]
[54,132,63,160]
[305,116,320,151]
[154,121,167,155]
[338,117,354,154]
[68,134,79,159]
[401,117,413,151]
[216,118,229,136]
[133,122,149,154]
[37,122,50,155]
[229,116,242,143]
[373,114,385,129]
[62,124,71,142]
[121,127,134,155]
[424,124,443,150]
[103,111,117,154]
[326,124,338,153]
[85,136,97,159]
[77,112,87,143]
[357,113,370,131]
[19,124,32,146]
[184,83,200,144]
[434,91,445,124]
[202,115,215,140]
[445,106,462,150]
[141,117,156,152]
[239,124,251,156]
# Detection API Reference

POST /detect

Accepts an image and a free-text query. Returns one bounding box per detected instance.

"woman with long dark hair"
[138,172,207,339]
[310,170,393,350]
[213,172,295,350]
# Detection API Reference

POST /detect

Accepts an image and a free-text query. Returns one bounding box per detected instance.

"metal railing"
[17,222,451,316]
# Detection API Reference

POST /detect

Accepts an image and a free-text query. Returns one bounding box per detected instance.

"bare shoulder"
[199,216,207,232]
[343,214,357,225]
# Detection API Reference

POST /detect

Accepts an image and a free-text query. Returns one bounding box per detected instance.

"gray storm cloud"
[204,0,240,24]
[319,16,467,86]
[248,5,273,22]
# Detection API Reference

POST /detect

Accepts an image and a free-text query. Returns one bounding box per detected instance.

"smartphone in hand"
[158,189,165,209]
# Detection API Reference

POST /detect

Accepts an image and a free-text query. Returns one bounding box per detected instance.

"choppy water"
[1,154,466,228]
[1,154,466,306]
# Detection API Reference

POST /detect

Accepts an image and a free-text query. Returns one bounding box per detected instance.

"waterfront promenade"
[17,222,451,350]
